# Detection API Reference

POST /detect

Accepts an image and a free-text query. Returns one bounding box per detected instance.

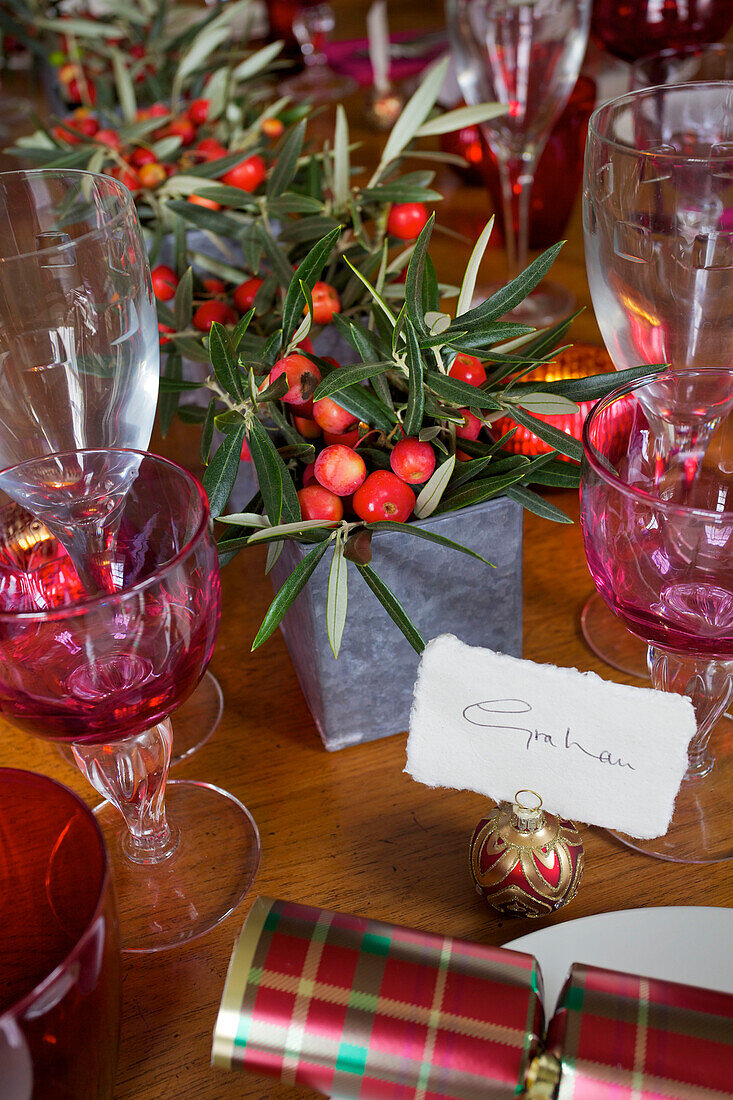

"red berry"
[449,353,487,387]
[390,438,436,484]
[387,202,429,241]
[221,154,267,192]
[302,461,317,486]
[309,281,341,325]
[352,470,415,523]
[196,137,228,161]
[297,484,344,522]
[187,98,210,125]
[108,164,140,192]
[455,409,482,441]
[312,397,358,435]
[323,427,360,447]
[233,277,263,313]
[72,112,98,137]
[261,116,284,138]
[314,445,367,497]
[294,415,322,439]
[269,353,322,405]
[135,103,168,120]
[192,300,237,332]
[203,277,226,295]
[241,438,252,462]
[130,147,157,168]
[158,322,175,346]
[94,128,120,150]
[138,162,166,189]
[164,117,196,146]
[151,265,178,301]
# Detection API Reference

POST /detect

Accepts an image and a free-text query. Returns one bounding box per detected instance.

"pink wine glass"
[0,767,120,1097]
[581,368,733,863]
[0,450,260,952]
[591,0,733,63]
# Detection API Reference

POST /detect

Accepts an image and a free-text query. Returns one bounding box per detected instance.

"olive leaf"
[252,539,331,651]
[326,532,348,658]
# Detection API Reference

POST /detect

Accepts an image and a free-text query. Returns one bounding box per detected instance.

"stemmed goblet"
[0,449,260,951]
[0,167,222,760]
[446,0,591,325]
[580,369,733,863]
[581,81,733,676]
[591,0,733,64]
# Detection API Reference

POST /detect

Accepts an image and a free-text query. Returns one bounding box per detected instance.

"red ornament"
[470,790,583,918]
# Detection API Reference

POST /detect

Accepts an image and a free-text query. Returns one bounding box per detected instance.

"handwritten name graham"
[462,698,635,771]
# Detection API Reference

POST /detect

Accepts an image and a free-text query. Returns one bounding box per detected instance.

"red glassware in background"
[591,0,733,63]
[0,767,120,1098]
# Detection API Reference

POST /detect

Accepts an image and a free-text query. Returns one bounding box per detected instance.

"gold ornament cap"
[510,789,545,833]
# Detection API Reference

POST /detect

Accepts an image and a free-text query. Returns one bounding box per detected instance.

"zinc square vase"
[269,496,523,750]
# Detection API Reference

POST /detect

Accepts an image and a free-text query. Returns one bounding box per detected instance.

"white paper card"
[406,635,697,839]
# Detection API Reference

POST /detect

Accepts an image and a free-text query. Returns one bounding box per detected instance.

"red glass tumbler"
[0,767,120,1098]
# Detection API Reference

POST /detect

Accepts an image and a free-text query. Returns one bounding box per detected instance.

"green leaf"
[343,257,397,328]
[355,564,425,654]
[416,102,507,137]
[190,184,259,210]
[326,534,348,658]
[109,47,137,122]
[267,119,306,200]
[502,404,582,462]
[510,392,580,416]
[170,336,210,363]
[359,184,443,204]
[164,199,245,237]
[332,105,350,211]
[172,23,230,105]
[231,38,284,81]
[330,383,397,432]
[258,224,298,289]
[413,454,456,518]
[158,352,182,437]
[251,540,331,650]
[403,319,425,436]
[247,417,301,526]
[404,212,435,334]
[203,425,246,518]
[173,266,193,333]
[505,485,573,523]
[509,363,663,402]
[369,56,450,185]
[312,361,392,400]
[209,322,244,400]
[424,371,501,410]
[450,242,565,331]
[281,226,342,346]
[268,194,325,216]
[435,469,532,514]
[248,518,339,543]
[369,519,494,565]
[457,217,494,318]
[200,397,216,466]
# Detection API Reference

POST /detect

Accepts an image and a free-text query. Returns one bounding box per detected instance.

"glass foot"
[169,669,224,763]
[610,719,733,863]
[94,779,260,953]
[581,590,649,679]
[280,67,357,104]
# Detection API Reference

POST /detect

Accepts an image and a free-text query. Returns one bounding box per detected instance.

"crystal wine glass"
[581,81,733,676]
[581,368,733,863]
[591,0,733,64]
[0,449,260,952]
[0,167,221,760]
[446,0,592,325]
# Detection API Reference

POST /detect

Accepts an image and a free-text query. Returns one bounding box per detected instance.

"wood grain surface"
[2,24,732,1097]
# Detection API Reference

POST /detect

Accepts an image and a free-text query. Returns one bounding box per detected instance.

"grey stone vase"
[268,496,523,750]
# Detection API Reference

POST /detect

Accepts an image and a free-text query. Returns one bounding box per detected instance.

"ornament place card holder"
[406,634,696,839]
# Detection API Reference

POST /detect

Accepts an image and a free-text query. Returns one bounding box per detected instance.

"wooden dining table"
[2,25,733,1097]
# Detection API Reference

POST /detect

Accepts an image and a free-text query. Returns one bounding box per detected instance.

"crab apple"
[203,277,226,295]
[449,352,487,387]
[386,202,428,241]
[298,484,344,522]
[456,408,482,441]
[158,322,175,345]
[196,137,228,161]
[323,427,360,447]
[308,281,341,325]
[71,110,98,136]
[151,264,178,301]
[353,470,415,523]
[192,300,237,332]
[130,146,157,168]
[188,194,222,210]
[269,353,321,405]
[294,415,322,439]
[312,396,358,435]
[108,164,140,192]
[221,154,266,192]
[94,128,120,150]
[241,438,252,462]
[164,117,196,145]
[302,461,317,486]
[295,336,314,354]
[233,277,263,312]
[138,162,166,189]
[261,116,284,139]
[315,445,367,497]
[137,103,168,121]
[187,98,210,125]
[390,437,436,484]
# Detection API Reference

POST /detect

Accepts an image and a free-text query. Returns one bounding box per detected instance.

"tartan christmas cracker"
[212,897,733,1099]
[212,896,544,1098]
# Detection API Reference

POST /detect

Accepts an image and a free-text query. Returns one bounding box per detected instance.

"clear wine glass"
[446,0,591,325]
[581,82,733,677]
[0,167,221,760]
[279,0,357,104]
[631,41,733,90]
[0,449,260,952]
[591,0,733,64]
[581,368,733,863]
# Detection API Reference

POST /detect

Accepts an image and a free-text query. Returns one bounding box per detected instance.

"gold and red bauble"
[470,791,584,918]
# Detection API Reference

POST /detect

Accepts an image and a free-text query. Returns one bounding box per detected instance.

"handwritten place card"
[405,635,697,839]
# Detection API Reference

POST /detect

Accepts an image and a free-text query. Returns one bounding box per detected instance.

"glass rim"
[587,80,733,161]
[0,766,113,1022]
[582,367,733,522]
[630,41,733,76]
[0,448,211,623]
[0,168,138,264]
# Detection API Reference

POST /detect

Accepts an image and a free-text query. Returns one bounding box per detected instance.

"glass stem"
[496,148,539,275]
[72,719,180,864]
[647,646,733,779]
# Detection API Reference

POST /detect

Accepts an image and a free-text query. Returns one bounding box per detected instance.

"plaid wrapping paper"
[546,961,733,1098]
[212,896,544,1099]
